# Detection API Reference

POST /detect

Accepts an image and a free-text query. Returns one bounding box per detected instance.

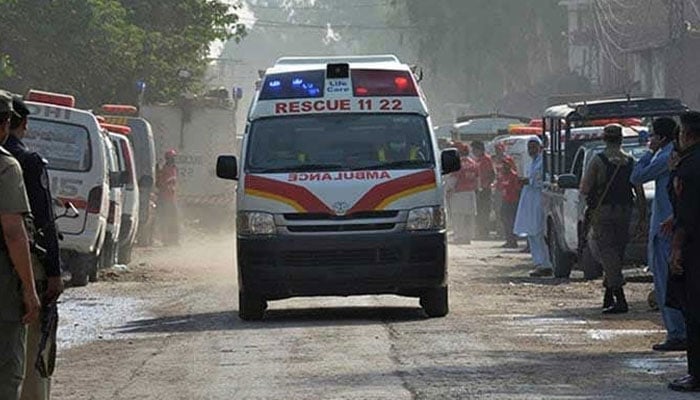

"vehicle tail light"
[107,201,117,223]
[120,141,135,185]
[87,186,103,214]
[352,70,418,96]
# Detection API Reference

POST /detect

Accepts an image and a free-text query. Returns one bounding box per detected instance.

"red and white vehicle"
[216,55,461,320]
[104,124,140,264]
[98,129,124,273]
[23,90,110,286]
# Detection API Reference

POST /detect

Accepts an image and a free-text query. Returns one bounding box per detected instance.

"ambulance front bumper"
[237,231,447,300]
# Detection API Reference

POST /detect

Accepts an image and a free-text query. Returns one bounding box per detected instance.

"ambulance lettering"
[326,79,350,94]
[288,171,391,182]
[276,99,352,114]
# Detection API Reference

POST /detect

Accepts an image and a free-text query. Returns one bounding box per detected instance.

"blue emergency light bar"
[259,71,325,100]
[258,69,418,100]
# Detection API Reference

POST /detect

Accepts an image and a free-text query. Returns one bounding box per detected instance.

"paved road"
[51,237,691,399]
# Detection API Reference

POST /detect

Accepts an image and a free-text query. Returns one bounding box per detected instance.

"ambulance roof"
[268,55,406,74]
[25,100,99,128]
[250,54,427,120]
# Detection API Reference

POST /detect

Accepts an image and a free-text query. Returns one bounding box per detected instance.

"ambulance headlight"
[238,212,276,235]
[406,206,446,231]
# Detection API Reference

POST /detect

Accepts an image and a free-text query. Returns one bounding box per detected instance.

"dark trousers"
[476,188,492,238]
[588,206,632,290]
[500,201,518,245]
[157,199,181,245]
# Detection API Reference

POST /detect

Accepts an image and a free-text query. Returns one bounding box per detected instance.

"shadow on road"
[294,349,687,399]
[117,306,428,334]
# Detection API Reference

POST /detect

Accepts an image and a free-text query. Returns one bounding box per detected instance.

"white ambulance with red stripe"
[216,55,461,320]
[23,90,110,286]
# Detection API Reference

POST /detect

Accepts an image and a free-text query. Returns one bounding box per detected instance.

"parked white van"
[23,90,109,286]
[98,129,124,274]
[104,124,140,264]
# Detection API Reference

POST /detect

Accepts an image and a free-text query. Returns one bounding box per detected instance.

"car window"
[246,113,434,173]
[25,119,92,172]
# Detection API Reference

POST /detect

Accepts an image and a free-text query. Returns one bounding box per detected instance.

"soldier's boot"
[603,288,614,309]
[603,288,629,314]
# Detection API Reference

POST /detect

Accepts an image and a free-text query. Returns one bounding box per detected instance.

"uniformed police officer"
[580,124,646,314]
[0,90,41,400]
[4,96,63,400]
[667,111,700,392]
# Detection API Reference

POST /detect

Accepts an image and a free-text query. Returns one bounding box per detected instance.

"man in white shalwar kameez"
[514,137,553,277]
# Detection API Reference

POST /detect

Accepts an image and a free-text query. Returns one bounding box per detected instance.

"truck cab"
[541,98,689,278]
[216,55,461,320]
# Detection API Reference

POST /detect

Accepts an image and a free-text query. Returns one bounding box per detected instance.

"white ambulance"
[104,124,140,264]
[23,90,110,286]
[216,55,461,320]
[98,129,124,273]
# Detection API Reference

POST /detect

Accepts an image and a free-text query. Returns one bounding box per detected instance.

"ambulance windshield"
[246,114,434,173]
[24,119,92,172]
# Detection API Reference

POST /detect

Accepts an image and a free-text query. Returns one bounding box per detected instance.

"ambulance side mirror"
[216,155,238,181]
[441,149,461,175]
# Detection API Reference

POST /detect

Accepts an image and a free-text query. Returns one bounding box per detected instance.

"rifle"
[35,298,58,378]
[32,200,77,378]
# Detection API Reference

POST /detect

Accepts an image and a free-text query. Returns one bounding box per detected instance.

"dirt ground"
[49,235,692,399]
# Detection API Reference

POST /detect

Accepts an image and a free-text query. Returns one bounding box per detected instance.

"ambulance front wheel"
[420,286,449,318]
[238,290,267,321]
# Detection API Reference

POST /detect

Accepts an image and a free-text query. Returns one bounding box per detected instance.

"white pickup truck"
[543,136,653,278]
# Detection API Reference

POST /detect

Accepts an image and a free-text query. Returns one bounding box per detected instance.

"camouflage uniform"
[0,118,32,400]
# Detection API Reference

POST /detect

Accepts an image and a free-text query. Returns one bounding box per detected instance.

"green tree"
[0,0,245,107]
[384,1,569,115]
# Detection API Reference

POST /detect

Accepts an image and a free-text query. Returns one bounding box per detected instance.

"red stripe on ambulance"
[245,175,333,214]
[348,170,436,213]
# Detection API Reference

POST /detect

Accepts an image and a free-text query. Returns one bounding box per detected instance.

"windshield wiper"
[352,160,431,171]
[252,164,345,174]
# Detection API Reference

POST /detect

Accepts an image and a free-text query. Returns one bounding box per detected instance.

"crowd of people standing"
[445,136,545,271]
[444,113,700,392]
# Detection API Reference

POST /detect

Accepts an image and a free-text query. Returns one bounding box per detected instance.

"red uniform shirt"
[157,164,178,201]
[496,169,522,203]
[494,154,515,180]
[454,156,479,192]
[476,154,495,190]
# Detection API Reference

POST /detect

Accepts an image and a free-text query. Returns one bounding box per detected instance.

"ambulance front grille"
[283,211,399,221]
[287,223,395,233]
[282,248,401,267]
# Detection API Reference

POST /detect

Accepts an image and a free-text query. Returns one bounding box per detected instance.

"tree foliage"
[0,0,246,107]
[386,1,571,115]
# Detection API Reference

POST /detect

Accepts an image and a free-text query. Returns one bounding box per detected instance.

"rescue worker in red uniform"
[493,142,515,242]
[156,149,180,246]
[446,142,478,244]
[495,157,521,248]
[472,141,495,239]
